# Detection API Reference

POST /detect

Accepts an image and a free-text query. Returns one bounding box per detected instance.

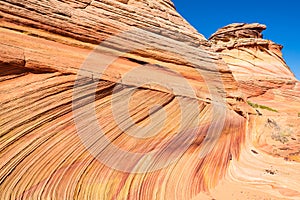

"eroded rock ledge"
[209,23,298,103]
[209,23,288,74]
[210,23,284,60]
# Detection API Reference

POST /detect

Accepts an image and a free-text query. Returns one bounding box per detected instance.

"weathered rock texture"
[0,1,299,200]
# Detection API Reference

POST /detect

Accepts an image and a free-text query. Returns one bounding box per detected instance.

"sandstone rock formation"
[210,23,297,100]
[0,1,299,200]
[209,23,300,199]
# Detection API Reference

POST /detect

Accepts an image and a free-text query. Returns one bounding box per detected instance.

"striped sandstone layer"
[1,1,299,200]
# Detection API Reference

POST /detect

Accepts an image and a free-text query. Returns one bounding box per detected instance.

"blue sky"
[172,0,300,80]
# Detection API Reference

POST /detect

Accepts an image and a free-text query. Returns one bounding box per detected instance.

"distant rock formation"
[210,23,294,79]
[0,1,299,200]
[210,23,300,114]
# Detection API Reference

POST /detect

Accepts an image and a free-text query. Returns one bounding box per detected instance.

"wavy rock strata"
[0,1,299,200]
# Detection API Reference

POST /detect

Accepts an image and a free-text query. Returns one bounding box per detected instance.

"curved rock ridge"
[0,0,207,46]
[1,1,300,200]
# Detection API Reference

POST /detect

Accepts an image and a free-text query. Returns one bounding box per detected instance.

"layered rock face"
[210,22,300,137]
[209,23,292,78]
[0,1,300,200]
[210,23,299,108]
